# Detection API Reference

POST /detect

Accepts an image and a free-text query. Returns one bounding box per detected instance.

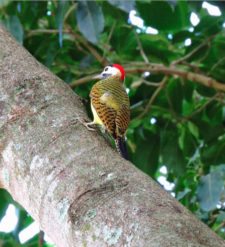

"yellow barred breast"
[91,102,104,125]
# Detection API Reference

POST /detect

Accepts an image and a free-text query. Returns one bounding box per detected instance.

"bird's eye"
[104,67,109,72]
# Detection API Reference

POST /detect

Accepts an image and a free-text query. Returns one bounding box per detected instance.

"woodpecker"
[86,64,130,160]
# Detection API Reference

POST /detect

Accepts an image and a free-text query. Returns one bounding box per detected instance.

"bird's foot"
[83,121,97,131]
[74,117,97,131]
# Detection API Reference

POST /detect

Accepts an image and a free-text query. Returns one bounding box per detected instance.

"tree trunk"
[0,26,224,247]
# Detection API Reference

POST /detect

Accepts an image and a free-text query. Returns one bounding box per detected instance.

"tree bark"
[0,26,224,247]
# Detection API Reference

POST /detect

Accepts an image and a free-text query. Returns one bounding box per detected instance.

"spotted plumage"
[90,75,129,138]
[87,64,130,159]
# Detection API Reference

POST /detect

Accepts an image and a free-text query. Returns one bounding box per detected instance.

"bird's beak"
[92,74,103,80]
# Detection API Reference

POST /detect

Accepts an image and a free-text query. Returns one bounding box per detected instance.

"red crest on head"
[113,64,125,81]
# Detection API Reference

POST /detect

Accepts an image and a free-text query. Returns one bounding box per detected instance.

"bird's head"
[94,64,125,82]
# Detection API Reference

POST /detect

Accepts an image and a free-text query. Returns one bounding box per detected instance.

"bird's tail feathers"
[115,136,129,160]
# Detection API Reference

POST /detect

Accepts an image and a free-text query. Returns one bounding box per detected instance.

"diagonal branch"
[171,34,218,66]
[182,92,221,122]
[133,28,150,64]
[208,56,225,76]
[137,76,168,119]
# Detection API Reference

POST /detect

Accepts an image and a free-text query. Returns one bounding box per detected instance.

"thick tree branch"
[0,26,224,247]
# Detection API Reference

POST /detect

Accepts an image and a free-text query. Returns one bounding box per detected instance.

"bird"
[85,64,130,160]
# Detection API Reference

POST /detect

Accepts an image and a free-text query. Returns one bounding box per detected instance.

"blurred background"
[0,0,225,246]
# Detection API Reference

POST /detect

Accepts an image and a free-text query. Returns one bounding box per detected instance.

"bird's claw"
[74,117,97,131]
[83,122,96,131]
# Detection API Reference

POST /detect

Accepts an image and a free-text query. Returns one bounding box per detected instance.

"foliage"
[0,0,225,245]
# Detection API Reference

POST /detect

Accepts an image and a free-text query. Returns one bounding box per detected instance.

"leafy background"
[0,0,225,246]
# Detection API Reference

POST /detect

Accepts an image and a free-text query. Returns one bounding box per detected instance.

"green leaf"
[217,211,225,222]
[176,188,191,200]
[172,30,193,44]
[110,26,138,60]
[201,138,225,166]
[160,129,186,175]
[140,33,176,63]
[0,0,11,8]
[14,208,33,236]
[175,1,189,28]
[197,171,224,211]
[56,0,69,47]
[214,164,225,178]
[76,0,104,44]
[136,0,189,31]
[166,78,183,114]
[195,13,223,36]
[107,0,135,13]
[129,118,142,129]
[205,102,223,125]
[132,128,160,176]
[183,81,194,102]
[0,189,12,220]
[196,84,216,98]
[2,15,23,44]
[178,124,197,157]
[102,1,127,25]
[0,232,21,246]
[187,121,199,139]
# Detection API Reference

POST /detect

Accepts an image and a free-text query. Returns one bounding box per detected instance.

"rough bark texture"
[0,26,224,247]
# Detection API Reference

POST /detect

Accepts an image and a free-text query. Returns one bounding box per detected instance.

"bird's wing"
[100,92,120,111]
[91,87,129,137]
[115,103,130,137]
[100,91,130,137]
[91,91,117,136]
